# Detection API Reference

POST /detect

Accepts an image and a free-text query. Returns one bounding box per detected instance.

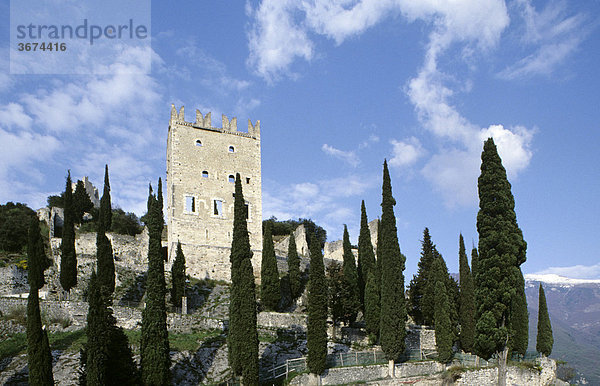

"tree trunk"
[388,359,395,378]
[497,347,509,386]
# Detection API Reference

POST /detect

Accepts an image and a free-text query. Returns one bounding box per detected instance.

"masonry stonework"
[166,105,263,281]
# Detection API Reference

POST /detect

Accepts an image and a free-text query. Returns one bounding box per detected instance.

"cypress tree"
[434,280,453,363]
[475,138,527,385]
[287,231,301,299]
[307,233,327,375]
[140,181,170,385]
[73,179,93,224]
[27,219,54,386]
[228,173,259,384]
[100,165,112,230]
[458,234,476,353]
[27,217,47,291]
[510,274,529,356]
[341,225,360,324]
[364,270,380,341]
[357,200,376,311]
[407,228,436,325]
[261,222,280,311]
[171,241,186,308]
[96,168,115,294]
[471,246,479,283]
[536,284,553,356]
[84,271,140,385]
[378,160,407,362]
[60,171,77,294]
[327,261,346,327]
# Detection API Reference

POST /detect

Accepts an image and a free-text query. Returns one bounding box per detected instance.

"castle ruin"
[166,105,263,281]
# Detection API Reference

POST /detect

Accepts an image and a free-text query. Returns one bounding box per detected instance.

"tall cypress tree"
[97,167,115,294]
[364,270,380,341]
[84,271,140,385]
[171,241,186,308]
[287,231,301,299]
[536,284,553,356]
[471,246,479,283]
[307,233,327,375]
[341,225,360,325]
[458,234,476,352]
[378,160,407,362]
[357,200,376,311]
[510,274,529,356]
[228,173,259,384]
[475,138,528,385]
[140,180,170,385]
[434,280,453,363]
[27,219,54,385]
[261,222,280,311]
[100,165,112,230]
[408,228,436,325]
[60,171,77,294]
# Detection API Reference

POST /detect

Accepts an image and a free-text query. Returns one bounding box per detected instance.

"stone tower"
[166,105,262,281]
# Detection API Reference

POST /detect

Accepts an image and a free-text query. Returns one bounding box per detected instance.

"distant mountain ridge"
[524,273,600,384]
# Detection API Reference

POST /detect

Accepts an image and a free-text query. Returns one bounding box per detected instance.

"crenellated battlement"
[170,104,260,139]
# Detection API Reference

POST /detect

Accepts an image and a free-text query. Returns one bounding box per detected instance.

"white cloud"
[531,263,600,280]
[321,144,360,167]
[499,0,589,79]
[0,46,165,214]
[247,0,314,82]
[389,137,424,168]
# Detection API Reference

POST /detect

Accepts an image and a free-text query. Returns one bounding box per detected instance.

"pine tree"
[73,179,93,224]
[341,225,360,325]
[307,233,327,375]
[458,234,476,353]
[60,171,77,294]
[378,160,407,362]
[96,169,115,294]
[287,231,302,299]
[140,180,171,385]
[364,270,380,341]
[434,280,453,363]
[536,284,553,356]
[27,219,54,386]
[228,174,259,384]
[357,200,376,311]
[408,228,436,325]
[261,222,280,311]
[171,241,186,308]
[100,165,112,230]
[475,138,528,385]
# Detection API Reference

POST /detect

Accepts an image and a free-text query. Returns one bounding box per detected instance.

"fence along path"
[260,349,541,382]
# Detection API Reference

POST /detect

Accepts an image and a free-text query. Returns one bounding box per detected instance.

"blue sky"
[1,0,599,280]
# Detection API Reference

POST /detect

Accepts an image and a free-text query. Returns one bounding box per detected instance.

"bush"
[0,202,36,252]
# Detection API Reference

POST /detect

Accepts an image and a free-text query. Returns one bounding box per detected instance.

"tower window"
[228,175,235,183]
[246,177,250,184]
[213,200,223,216]
[228,146,235,153]
[245,203,249,219]
[185,195,195,213]
[195,140,202,146]
[202,171,209,178]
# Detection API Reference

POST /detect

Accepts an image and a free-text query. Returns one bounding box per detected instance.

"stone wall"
[166,105,263,282]
[456,357,557,385]
[322,219,378,263]
[258,311,307,329]
[0,266,28,296]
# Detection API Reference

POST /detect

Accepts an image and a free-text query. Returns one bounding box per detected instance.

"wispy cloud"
[246,0,538,206]
[321,144,360,167]
[499,0,590,79]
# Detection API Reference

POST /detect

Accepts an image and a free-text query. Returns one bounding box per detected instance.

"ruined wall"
[323,218,378,263]
[166,105,262,282]
[274,224,309,257]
